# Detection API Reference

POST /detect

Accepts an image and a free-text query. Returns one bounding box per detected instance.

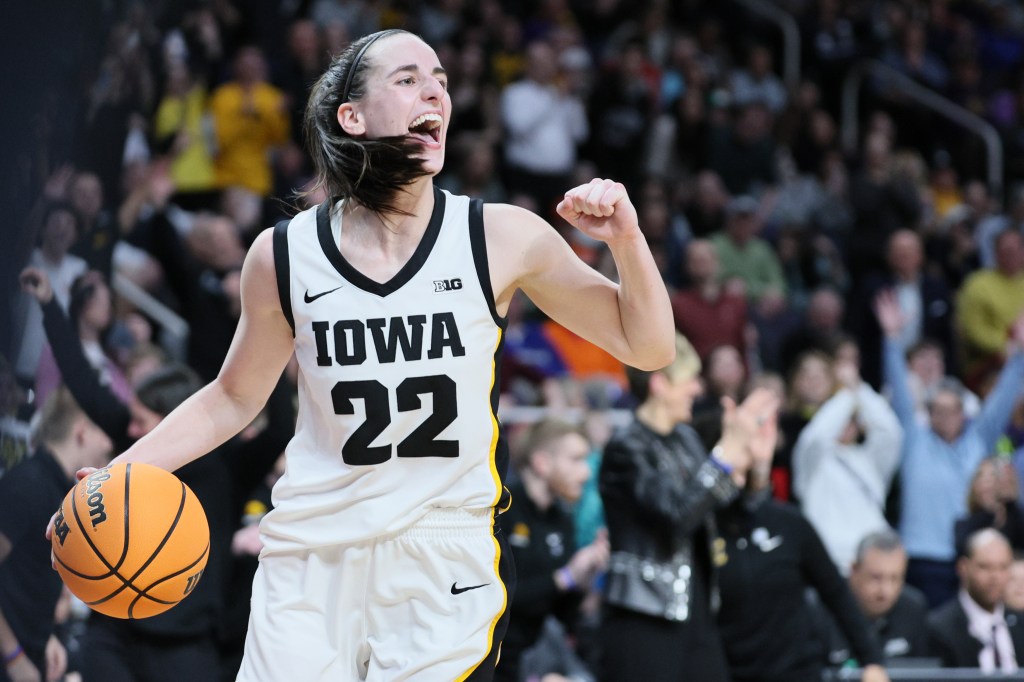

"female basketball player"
[49,30,768,680]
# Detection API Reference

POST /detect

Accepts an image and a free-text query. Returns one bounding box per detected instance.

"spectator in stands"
[0,388,112,682]
[672,86,711,174]
[799,0,859,111]
[68,172,118,280]
[670,239,748,363]
[820,531,929,666]
[711,195,787,308]
[970,181,1017,271]
[924,202,981,292]
[681,171,729,239]
[847,131,922,286]
[0,357,31,476]
[716,437,888,682]
[148,210,244,381]
[877,290,1024,608]
[854,228,956,389]
[928,529,1024,672]
[1007,557,1024,611]
[278,20,328,142]
[881,20,949,92]
[500,38,588,219]
[691,344,748,450]
[775,349,836,501]
[12,203,88,385]
[495,419,608,682]
[447,41,502,147]
[598,333,778,681]
[33,270,132,410]
[730,44,787,114]
[778,286,846,378]
[895,338,980,425]
[587,38,658,192]
[152,60,218,210]
[955,457,1024,557]
[956,229,1024,391]
[439,136,507,204]
[793,353,903,573]
[209,46,289,199]
[708,101,778,196]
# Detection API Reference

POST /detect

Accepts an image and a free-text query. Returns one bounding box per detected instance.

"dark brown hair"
[303,29,432,217]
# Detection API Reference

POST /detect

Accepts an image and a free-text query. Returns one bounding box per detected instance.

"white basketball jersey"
[262,188,510,551]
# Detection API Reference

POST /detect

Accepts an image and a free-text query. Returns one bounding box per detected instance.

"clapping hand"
[718,388,780,481]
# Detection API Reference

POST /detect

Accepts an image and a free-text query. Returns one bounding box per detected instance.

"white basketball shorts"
[236,507,513,681]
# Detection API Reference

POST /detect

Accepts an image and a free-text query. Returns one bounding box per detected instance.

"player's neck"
[348,178,436,236]
[342,183,438,276]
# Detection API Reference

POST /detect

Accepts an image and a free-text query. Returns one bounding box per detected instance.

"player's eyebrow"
[387,64,448,78]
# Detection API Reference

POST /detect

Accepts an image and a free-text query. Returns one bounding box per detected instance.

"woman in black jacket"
[598,334,778,682]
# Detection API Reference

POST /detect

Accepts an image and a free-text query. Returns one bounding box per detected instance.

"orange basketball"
[51,462,210,619]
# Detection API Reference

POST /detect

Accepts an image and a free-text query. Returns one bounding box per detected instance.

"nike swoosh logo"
[304,286,342,304]
[451,582,489,595]
[759,537,783,552]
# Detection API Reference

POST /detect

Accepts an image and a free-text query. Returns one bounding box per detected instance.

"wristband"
[558,566,577,590]
[709,445,733,475]
[3,645,23,665]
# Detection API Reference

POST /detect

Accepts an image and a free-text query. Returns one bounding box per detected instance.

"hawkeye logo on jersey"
[433,278,462,293]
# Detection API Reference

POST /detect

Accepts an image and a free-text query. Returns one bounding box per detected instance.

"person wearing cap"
[710,195,787,312]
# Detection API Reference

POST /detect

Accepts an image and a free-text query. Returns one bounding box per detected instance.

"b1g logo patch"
[433,278,462,293]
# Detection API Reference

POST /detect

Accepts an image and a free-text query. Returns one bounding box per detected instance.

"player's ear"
[337,103,365,136]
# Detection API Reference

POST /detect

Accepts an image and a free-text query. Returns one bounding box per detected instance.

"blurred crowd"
[7,0,1024,680]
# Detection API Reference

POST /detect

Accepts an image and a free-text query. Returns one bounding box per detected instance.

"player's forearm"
[607,233,675,370]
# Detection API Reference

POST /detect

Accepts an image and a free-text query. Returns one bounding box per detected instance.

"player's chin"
[418,150,445,176]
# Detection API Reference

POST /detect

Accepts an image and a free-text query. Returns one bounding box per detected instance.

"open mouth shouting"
[408,112,443,146]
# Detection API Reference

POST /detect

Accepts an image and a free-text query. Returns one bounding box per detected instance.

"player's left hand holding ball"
[556,178,641,246]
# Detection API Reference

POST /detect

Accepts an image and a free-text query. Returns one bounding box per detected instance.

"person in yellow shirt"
[154,61,217,204]
[209,47,290,198]
[957,229,1024,390]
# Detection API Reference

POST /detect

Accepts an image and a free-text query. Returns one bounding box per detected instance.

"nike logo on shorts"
[304,286,342,304]
[451,582,489,595]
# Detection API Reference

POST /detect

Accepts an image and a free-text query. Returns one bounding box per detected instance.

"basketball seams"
[128,541,211,619]
[67,474,129,581]
[55,463,210,620]
[88,481,188,610]
[128,481,188,584]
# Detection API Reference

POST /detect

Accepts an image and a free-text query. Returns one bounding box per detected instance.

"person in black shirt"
[716,471,888,682]
[496,419,608,682]
[0,388,112,682]
[819,530,929,667]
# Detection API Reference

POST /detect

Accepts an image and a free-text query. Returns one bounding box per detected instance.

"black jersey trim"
[468,198,507,328]
[272,219,295,335]
[315,187,446,297]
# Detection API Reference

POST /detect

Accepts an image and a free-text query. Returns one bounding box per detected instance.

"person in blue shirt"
[876,290,1024,608]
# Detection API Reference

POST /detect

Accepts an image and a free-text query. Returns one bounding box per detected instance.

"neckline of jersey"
[315,187,446,297]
